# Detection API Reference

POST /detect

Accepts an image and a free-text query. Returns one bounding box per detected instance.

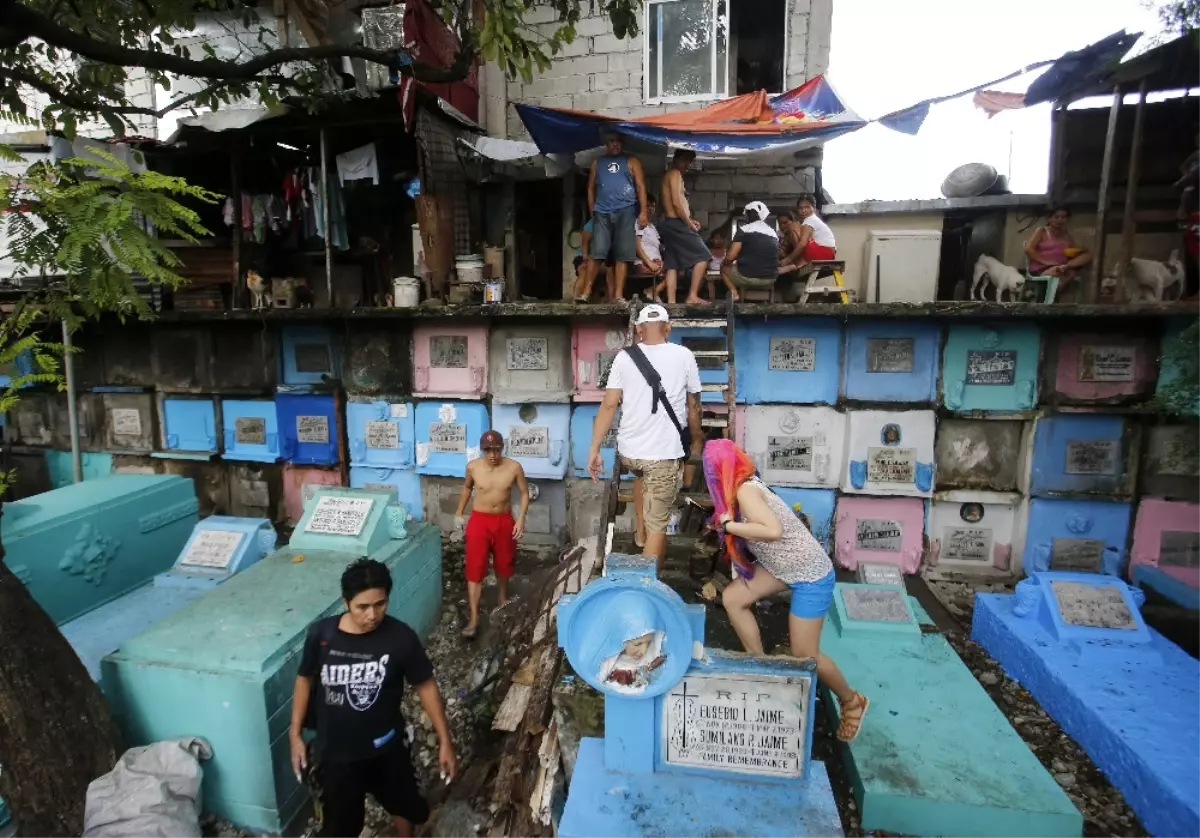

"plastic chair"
[1023,241,1061,303]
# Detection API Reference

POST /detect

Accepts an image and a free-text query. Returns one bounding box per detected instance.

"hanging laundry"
[241,194,253,232]
[222,197,235,227]
[251,195,267,243]
[336,143,379,186]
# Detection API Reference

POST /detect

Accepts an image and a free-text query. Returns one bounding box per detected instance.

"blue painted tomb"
[275,392,340,466]
[415,400,489,477]
[770,487,836,552]
[346,398,416,469]
[973,572,1199,837]
[555,553,842,837]
[492,402,570,480]
[279,324,341,389]
[1023,497,1132,576]
[735,316,842,405]
[842,320,940,404]
[101,487,442,834]
[1029,414,1132,497]
[157,396,219,459]
[350,465,424,521]
[570,404,623,479]
[221,399,281,463]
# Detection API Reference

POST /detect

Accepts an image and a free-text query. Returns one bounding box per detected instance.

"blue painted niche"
[221,400,280,463]
[1023,497,1132,576]
[843,321,940,403]
[346,399,415,469]
[735,317,842,405]
[770,487,837,552]
[1030,414,1130,497]
[275,392,339,466]
[942,323,1040,413]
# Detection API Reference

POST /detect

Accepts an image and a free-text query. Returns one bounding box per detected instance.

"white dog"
[971,254,1026,302]
[1125,250,1184,302]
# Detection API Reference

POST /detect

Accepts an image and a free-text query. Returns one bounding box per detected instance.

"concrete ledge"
[972,593,1200,838]
[1133,565,1200,611]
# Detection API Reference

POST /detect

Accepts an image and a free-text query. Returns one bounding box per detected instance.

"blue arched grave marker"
[555,553,843,837]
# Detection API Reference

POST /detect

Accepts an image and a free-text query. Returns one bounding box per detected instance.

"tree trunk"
[0,505,124,836]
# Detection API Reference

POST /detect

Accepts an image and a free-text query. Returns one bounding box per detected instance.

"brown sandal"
[837,692,869,743]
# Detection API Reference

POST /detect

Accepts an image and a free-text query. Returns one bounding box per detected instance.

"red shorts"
[465,511,516,583]
[803,241,836,261]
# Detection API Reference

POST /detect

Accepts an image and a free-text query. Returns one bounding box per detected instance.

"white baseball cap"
[744,200,770,219]
[635,304,670,325]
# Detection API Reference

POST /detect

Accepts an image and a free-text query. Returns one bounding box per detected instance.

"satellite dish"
[941,163,999,199]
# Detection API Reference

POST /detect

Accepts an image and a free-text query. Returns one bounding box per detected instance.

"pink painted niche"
[572,322,629,401]
[1053,332,1157,402]
[412,324,488,399]
[1130,498,1200,589]
[282,463,344,525]
[834,495,925,573]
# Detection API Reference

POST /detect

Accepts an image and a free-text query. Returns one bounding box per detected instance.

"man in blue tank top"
[578,132,648,303]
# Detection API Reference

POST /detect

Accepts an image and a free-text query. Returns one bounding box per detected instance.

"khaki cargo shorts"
[620,456,683,535]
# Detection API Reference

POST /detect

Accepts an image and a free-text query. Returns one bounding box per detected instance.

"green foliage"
[1150,320,1200,418]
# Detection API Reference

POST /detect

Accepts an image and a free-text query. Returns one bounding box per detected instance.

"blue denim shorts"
[790,569,836,619]
[590,207,637,263]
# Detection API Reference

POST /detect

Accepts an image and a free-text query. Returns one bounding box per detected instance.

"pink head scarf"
[702,438,758,580]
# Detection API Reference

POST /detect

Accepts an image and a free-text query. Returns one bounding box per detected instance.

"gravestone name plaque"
[1077,345,1136,383]
[857,562,904,586]
[942,527,993,562]
[305,496,374,536]
[429,422,467,453]
[664,672,809,779]
[1050,538,1105,573]
[1159,530,1200,569]
[508,426,550,458]
[1153,430,1200,477]
[842,586,912,623]
[235,417,267,445]
[296,415,330,444]
[111,408,143,437]
[965,349,1017,386]
[365,420,400,449]
[767,436,812,471]
[506,337,549,371]
[1050,581,1136,630]
[768,337,815,371]
[1064,440,1119,476]
[867,447,916,483]
[866,338,915,373]
[856,519,902,551]
[429,336,469,369]
[179,530,244,570]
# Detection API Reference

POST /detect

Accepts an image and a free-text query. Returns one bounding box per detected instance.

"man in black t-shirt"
[290,559,456,838]
[721,200,793,301]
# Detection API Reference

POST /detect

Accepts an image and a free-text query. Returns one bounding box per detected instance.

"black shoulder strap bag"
[623,344,692,455]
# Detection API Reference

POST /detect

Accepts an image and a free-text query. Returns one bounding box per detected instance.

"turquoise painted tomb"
[973,572,1200,837]
[101,487,442,834]
[555,553,842,838]
[820,582,1081,837]
[2,474,199,625]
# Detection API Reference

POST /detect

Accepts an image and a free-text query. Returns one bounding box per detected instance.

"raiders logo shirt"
[298,615,434,762]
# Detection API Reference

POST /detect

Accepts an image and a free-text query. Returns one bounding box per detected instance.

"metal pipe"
[61,320,81,483]
[320,128,333,308]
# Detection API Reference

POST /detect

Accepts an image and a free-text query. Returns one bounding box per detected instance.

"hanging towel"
[336,143,379,186]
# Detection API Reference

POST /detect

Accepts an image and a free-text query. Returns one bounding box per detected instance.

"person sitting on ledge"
[721,201,798,301]
[1025,205,1093,288]
[791,194,838,270]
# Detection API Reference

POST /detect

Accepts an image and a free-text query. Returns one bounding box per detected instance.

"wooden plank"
[1089,86,1122,304]
[1117,79,1149,303]
[492,683,533,732]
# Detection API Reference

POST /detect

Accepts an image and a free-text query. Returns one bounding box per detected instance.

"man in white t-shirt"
[587,304,703,569]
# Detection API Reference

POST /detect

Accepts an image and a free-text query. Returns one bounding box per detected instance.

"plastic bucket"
[392,276,420,307]
[456,255,485,285]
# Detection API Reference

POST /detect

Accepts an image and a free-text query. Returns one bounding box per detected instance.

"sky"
[822,0,1165,203]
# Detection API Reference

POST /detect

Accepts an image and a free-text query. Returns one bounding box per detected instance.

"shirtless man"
[658,149,712,304]
[454,430,529,638]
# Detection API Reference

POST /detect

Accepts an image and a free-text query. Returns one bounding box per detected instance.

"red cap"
[480,430,504,450]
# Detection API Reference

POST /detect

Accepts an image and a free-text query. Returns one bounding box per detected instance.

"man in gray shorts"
[579,133,649,303]
[658,149,712,304]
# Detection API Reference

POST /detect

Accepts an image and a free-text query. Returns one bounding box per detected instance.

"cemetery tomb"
[1023,497,1131,577]
[1129,498,1200,610]
[511,479,568,546]
[556,553,842,837]
[45,451,113,489]
[151,327,213,392]
[489,324,573,404]
[1,474,198,625]
[211,324,277,391]
[770,487,837,552]
[928,493,1019,574]
[933,419,1024,492]
[281,463,344,526]
[275,392,340,466]
[414,401,489,478]
[1155,319,1199,417]
[842,320,940,404]
[8,392,57,446]
[1029,414,1132,497]
[160,459,230,519]
[735,316,841,405]
[96,323,155,388]
[565,478,638,545]
[855,562,904,586]
[843,409,935,497]
[1140,424,1200,503]
[420,474,472,534]
[941,323,1040,413]
[346,399,416,469]
[833,496,925,573]
[741,406,845,488]
[350,466,424,521]
[492,402,570,480]
[0,346,34,390]
[220,400,281,463]
[156,396,219,458]
[102,488,442,834]
[822,583,1082,837]
[278,325,340,389]
[1049,332,1157,404]
[572,321,629,401]
[101,392,157,454]
[411,323,488,399]
[670,321,732,405]
[60,516,276,680]
[569,404,625,480]
[974,573,1199,837]
[227,463,282,520]
[343,324,413,395]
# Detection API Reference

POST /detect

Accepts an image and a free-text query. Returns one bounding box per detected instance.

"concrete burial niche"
[771,487,837,552]
[45,450,113,489]
[275,392,340,466]
[492,402,570,480]
[102,488,442,834]
[933,419,1024,492]
[343,324,413,395]
[974,573,1199,838]
[735,316,842,405]
[1047,331,1158,405]
[1023,497,1132,577]
[1129,498,1200,610]
[101,392,157,454]
[281,464,344,526]
[555,553,841,837]
[1029,414,1135,498]
[412,323,489,399]
[278,324,341,389]
[570,404,624,479]
[221,399,281,463]
[822,583,1081,837]
[156,396,220,458]
[841,320,940,404]
[1,474,198,625]
[151,327,214,392]
[741,406,845,488]
[928,492,1020,576]
[489,323,573,404]
[1141,424,1200,502]
[414,401,490,478]
[833,495,925,573]
[211,323,277,392]
[350,466,423,521]
[511,479,568,547]
[842,409,935,497]
[572,321,629,402]
[346,398,416,470]
[942,323,1040,413]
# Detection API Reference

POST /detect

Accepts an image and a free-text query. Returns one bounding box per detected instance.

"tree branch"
[0,66,154,116]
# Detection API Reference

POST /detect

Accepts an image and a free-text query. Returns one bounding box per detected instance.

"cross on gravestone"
[841,586,912,624]
[668,681,698,750]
